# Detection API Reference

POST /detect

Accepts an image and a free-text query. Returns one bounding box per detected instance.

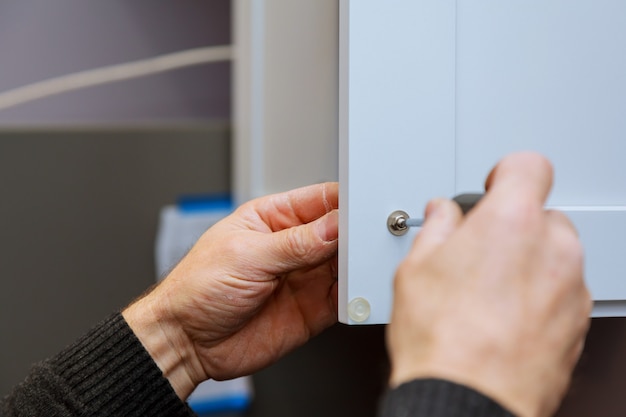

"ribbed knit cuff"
[51,313,195,417]
[379,379,516,417]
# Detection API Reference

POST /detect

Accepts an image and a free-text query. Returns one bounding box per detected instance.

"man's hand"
[387,153,592,417]
[124,182,339,399]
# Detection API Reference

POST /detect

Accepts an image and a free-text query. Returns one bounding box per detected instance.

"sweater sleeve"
[378,379,516,417]
[1,313,196,417]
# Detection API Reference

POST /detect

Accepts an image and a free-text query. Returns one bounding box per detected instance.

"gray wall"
[0,0,236,398]
[0,1,231,124]
[0,126,231,397]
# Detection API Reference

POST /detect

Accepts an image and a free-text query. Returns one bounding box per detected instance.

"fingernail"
[319,210,339,242]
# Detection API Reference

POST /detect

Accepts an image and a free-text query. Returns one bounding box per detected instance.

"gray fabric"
[1,313,515,417]
[1,313,195,417]
[379,379,516,417]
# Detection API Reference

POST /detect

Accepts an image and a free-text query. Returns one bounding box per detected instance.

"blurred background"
[0,1,624,416]
[0,1,384,416]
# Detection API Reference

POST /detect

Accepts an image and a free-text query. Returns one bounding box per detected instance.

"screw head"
[387,210,410,236]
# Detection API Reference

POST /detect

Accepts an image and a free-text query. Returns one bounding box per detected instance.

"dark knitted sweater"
[1,313,514,417]
[379,379,515,417]
[1,314,194,417]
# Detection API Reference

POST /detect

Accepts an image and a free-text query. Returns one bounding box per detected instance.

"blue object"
[188,394,251,415]
[177,193,233,214]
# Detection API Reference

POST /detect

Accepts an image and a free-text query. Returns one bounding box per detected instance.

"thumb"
[406,199,463,264]
[258,209,339,274]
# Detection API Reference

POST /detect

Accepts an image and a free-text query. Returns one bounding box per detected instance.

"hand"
[124,182,339,399]
[387,153,592,417]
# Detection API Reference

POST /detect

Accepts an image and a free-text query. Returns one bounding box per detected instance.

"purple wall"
[0,1,231,124]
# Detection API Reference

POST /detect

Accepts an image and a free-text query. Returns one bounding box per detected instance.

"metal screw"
[387,210,410,236]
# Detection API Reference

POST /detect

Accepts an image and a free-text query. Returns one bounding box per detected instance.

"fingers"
[562,293,591,370]
[258,209,339,273]
[544,210,585,286]
[405,199,463,265]
[252,182,339,232]
[544,207,590,370]
[545,209,578,236]
[484,152,554,207]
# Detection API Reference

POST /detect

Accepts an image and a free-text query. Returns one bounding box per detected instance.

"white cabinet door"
[339,0,626,324]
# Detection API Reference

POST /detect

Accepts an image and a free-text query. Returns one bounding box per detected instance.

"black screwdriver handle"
[452,193,484,215]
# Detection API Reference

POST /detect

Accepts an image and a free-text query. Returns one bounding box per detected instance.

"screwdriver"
[387,193,484,236]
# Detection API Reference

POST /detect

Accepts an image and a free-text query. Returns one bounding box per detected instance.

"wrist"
[382,379,516,417]
[122,289,207,400]
[390,355,542,417]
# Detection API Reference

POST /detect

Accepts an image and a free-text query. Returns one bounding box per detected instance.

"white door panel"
[340,0,626,324]
[566,210,626,300]
[455,1,626,206]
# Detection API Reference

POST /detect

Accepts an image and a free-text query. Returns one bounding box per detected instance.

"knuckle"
[220,234,248,260]
[283,228,314,261]
[578,290,591,315]
[558,228,584,267]
[569,238,584,265]
[491,198,541,231]
[393,260,414,289]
